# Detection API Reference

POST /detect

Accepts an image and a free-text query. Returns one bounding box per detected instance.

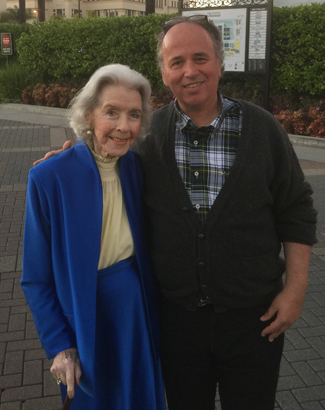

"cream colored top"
[91,150,135,270]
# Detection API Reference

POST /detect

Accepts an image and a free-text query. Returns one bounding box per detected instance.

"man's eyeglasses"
[162,15,208,34]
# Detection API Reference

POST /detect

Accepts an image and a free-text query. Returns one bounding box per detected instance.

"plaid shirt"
[175,95,243,221]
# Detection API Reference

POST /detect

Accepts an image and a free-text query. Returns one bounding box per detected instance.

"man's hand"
[50,347,82,399]
[33,140,72,166]
[260,242,311,342]
[260,287,304,342]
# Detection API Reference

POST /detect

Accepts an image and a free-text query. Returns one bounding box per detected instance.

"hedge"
[16,15,172,93]
[5,4,325,98]
[271,3,325,95]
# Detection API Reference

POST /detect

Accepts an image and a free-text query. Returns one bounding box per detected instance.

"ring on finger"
[57,377,62,385]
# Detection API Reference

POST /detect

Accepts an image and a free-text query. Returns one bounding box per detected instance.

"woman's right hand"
[50,347,82,399]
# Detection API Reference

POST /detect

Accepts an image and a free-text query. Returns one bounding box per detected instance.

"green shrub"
[271,3,325,95]
[16,15,173,93]
[0,61,40,102]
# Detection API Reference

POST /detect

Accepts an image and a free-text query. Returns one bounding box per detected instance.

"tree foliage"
[271,3,325,95]
[0,6,35,23]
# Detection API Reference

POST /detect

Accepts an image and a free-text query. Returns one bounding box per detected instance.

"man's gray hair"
[69,64,152,144]
[156,16,224,73]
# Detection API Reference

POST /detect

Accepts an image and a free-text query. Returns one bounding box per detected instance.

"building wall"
[6,0,177,20]
[0,0,7,13]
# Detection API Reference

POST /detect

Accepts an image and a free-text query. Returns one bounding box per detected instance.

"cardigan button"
[199,261,205,267]
[198,234,205,239]
[182,207,189,212]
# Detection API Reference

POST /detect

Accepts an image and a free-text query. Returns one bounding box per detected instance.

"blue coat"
[21,141,160,396]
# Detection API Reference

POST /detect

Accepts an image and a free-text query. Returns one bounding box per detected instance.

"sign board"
[248,8,268,71]
[182,3,271,73]
[183,9,247,72]
[181,0,273,109]
[1,33,13,56]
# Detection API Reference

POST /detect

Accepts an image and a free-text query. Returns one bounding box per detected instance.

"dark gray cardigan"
[134,99,317,311]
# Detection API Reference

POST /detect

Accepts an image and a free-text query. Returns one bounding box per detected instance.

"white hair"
[69,64,152,143]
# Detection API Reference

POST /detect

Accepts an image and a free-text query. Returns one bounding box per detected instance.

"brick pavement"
[0,117,324,409]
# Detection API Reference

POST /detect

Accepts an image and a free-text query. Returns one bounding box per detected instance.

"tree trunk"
[19,0,26,24]
[145,0,155,15]
[38,0,45,22]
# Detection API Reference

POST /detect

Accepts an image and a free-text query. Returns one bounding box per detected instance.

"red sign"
[2,35,10,47]
[1,33,12,55]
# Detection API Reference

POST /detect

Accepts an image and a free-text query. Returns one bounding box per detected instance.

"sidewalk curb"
[0,103,68,118]
[1,104,325,148]
[289,134,325,148]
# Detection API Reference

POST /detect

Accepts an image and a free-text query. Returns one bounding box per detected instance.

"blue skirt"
[60,256,166,410]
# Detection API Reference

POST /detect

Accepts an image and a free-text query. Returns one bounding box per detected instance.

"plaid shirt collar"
[174,93,231,135]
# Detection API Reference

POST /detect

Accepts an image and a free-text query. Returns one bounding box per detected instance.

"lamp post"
[33,9,38,22]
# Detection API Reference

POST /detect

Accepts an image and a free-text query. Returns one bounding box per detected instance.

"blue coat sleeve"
[22,169,76,359]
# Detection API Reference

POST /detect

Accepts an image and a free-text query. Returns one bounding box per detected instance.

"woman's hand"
[33,140,72,166]
[50,347,82,399]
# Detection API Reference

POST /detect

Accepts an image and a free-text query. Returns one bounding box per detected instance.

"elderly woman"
[21,64,166,410]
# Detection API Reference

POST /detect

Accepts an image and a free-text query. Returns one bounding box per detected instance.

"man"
[35,16,317,410]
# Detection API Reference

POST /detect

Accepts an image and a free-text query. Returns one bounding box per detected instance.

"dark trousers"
[161,298,284,410]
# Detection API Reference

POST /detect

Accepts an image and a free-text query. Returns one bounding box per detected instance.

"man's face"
[161,22,221,117]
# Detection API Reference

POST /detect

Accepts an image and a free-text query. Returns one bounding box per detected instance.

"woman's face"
[90,84,142,158]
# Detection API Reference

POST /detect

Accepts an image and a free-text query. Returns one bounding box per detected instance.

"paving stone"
[8,314,25,332]
[298,326,325,338]
[0,374,22,389]
[293,386,325,403]
[284,348,321,363]
[286,329,312,349]
[10,306,30,315]
[1,384,42,402]
[0,257,16,273]
[22,395,62,410]
[1,272,22,280]
[0,342,6,363]
[4,351,23,375]
[0,308,10,324]
[0,331,24,343]
[0,280,14,294]
[0,299,27,309]
[276,390,303,410]
[307,336,325,357]
[43,358,54,373]
[277,375,306,390]
[0,402,22,410]
[308,359,325,372]
[23,360,42,385]
[43,370,60,396]
[301,402,325,410]
[301,310,324,327]
[0,324,8,332]
[24,349,46,361]
[291,361,323,386]
[6,339,42,352]
[280,357,297,377]
[25,321,38,340]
